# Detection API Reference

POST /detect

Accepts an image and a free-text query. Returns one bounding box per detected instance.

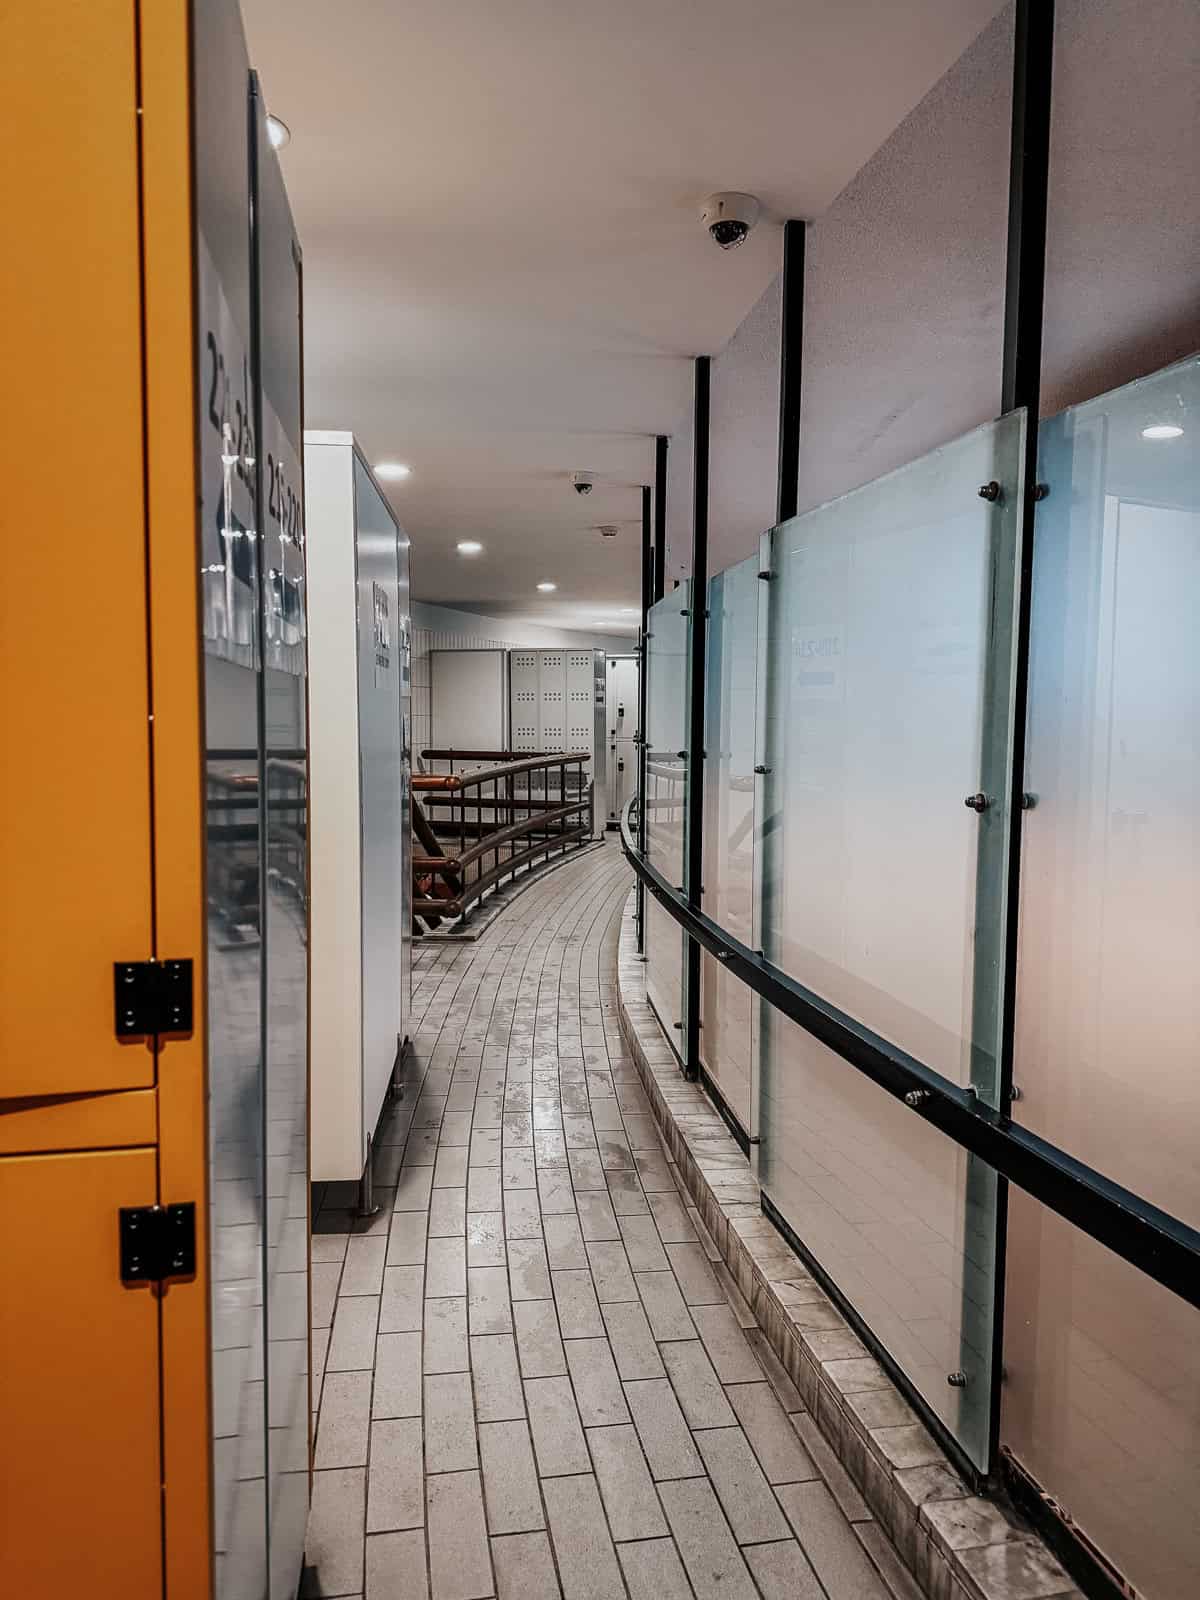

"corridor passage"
[306,842,897,1600]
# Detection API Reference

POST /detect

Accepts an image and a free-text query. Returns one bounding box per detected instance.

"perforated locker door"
[538,651,567,750]
[566,650,595,755]
[510,651,540,752]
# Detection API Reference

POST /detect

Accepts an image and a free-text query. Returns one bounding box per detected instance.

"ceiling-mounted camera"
[700,191,761,250]
[573,471,595,496]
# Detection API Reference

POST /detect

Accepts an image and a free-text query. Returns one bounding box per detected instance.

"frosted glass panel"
[1013,354,1200,1210]
[758,411,1027,1470]
[644,587,690,1042]
[700,558,759,1130]
[763,1013,998,1465]
[761,410,1026,1096]
[1003,356,1200,1598]
[1004,1192,1200,1600]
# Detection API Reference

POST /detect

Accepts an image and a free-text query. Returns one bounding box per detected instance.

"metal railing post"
[653,437,668,604]
[636,483,652,952]
[683,356,711,1081]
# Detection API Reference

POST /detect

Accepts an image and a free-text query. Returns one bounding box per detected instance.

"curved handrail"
[619,795,1200,1313]
[413,752,589,792]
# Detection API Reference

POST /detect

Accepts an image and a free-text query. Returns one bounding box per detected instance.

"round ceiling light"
[457,541,483,555]
[266,115,291,150]
[537,581,557,592]
[375,461,412,480]
[1141,424,1183,440]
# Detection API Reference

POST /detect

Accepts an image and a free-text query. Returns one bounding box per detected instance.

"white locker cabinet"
[430,649,510,755]
[304,431,413,1189]
[507,647,606,831]
[605,654,640,827]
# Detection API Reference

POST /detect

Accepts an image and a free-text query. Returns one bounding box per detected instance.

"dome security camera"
[573,471,595,496]
[700,191,761,250]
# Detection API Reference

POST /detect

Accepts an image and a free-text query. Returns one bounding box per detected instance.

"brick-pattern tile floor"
[303,841,899,1600]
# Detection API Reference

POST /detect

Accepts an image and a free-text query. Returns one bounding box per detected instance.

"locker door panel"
[0,2,154,1098]
[0,1147,163,1597]
[538,651,567,749]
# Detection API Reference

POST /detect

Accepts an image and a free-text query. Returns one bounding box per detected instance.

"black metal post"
[653,435,668,602]
[683,357,711,1080]
[776,219,805,524]
[986,0,1055,1474]
[636,484,652,951]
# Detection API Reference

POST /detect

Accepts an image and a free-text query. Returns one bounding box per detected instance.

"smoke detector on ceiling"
[597,525,619,539]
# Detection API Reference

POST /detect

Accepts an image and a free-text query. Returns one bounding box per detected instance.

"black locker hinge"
[119,1203,196,1283]
[114,959,194,1038]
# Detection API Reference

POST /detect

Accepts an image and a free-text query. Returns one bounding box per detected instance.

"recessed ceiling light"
[457,541,483,555]
[1141,424,1183,440]
[375,461,412,480]
[537,581,557,592]
[266,115,291,150]
[620,607,637,614]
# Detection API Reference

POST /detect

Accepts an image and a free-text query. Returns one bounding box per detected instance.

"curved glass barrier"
[1003,354,1200,1597]
[643,586,691,1048]
[700,557,760,1131]
[755,410,1025,1470]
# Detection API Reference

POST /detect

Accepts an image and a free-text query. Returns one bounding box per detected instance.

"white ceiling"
[243,0,1004,635]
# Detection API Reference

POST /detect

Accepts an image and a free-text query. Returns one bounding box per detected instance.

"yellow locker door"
[0,1147,164,1596]
[0,0,155,1097]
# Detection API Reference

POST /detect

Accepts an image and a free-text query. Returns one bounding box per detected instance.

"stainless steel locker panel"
[353,457,405,1165]
[193,2,267,1589]
[250,76,310,1600]
[538,650,567,750]
[397,533,413,1050]
[509,650,540,752]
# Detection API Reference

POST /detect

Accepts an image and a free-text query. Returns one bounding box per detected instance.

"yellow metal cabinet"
[0,1149,163,1595]
[1,3,155,1099]
[0,1,308,1596]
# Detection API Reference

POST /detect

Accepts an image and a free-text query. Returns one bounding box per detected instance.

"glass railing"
[643,585,690,1049]
[634,358,1200,1500]
[699,555,761,1134]
[1003,353,1200,1595]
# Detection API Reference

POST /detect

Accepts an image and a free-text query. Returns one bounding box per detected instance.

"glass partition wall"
[636,360,1199,1561]
[1003,355,1200,1597]
[758,412,1026,1469]
[643,586,691,1050]
[699,557,761,1133]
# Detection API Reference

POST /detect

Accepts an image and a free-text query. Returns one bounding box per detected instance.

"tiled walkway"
[305,841,904,1600]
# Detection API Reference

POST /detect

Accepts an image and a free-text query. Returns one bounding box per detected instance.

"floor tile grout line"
[315,845,844,1600]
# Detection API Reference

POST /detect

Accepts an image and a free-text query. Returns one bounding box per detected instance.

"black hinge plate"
[114,959,194,1038]
[119,1203,196,1283]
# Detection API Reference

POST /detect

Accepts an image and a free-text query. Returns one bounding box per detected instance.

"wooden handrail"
[413,752,589,792]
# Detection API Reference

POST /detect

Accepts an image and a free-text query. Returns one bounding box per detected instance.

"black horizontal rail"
[620,799,1200,1313]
